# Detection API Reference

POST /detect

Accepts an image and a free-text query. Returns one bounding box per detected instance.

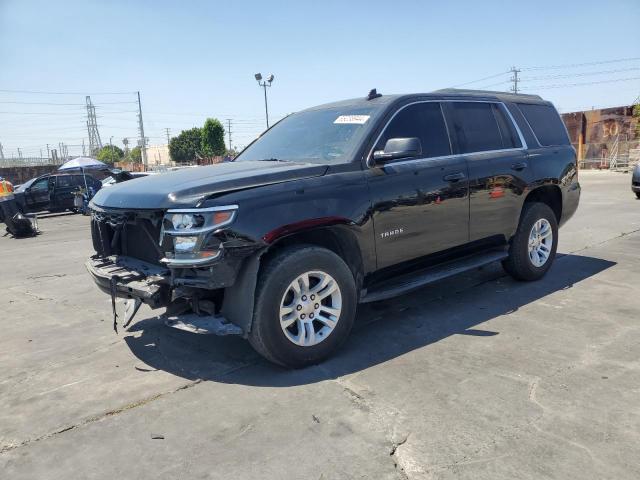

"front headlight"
[160,205,238,265]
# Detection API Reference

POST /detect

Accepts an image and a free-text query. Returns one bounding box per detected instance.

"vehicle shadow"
[124,253,615,386]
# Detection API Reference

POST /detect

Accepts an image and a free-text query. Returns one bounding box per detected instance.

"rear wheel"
[503,202,558,281]
[635,192,640,199]
[248,245,357,368]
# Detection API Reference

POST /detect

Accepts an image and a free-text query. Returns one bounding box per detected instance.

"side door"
[24,177,51,212]
[366,101,470,269]
[445,101,533,243]
[51,175,77,210]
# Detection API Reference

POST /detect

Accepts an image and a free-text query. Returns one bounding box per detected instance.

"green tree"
[129,146,142,163]
[169,127,202,163]
[200,118,226,157]
[97,145,124,164]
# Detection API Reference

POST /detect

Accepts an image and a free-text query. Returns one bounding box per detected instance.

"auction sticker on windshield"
[334,115,370,124]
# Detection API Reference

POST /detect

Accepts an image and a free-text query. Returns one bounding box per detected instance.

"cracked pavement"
[1,171,639,479]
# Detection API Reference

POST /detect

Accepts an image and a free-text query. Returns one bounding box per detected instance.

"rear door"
[445,101,532,243]
[367,101,469,269]
[51,175,78,209]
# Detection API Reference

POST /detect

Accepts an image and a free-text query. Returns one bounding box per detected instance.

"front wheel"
[248,245,357,368]
[635,192,640,199]
[503,202,558,281]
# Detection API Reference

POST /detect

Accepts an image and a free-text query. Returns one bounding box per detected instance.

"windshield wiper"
[257,158,283,162]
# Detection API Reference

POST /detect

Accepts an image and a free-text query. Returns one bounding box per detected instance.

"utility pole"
[17,147,22,159]
[0,142,4,161]
[137,91,148,168]
[226,119,232,151]
[46,143,50,161]
[164,128,171,146]
[110,136,115,164]
[40,148,43,159]
[510,66,521,94]
[82,139,86,156]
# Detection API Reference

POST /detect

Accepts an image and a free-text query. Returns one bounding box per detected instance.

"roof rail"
[434,88,543,100]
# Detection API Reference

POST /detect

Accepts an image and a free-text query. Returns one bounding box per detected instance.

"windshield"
[236,106,378,164]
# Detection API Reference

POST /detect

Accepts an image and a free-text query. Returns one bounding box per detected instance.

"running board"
[360,249,508,303]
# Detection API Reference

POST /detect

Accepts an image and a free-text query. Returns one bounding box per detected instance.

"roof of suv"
[305,88,549,112]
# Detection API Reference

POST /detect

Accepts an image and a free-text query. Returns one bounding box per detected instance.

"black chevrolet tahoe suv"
[87,89,580,368]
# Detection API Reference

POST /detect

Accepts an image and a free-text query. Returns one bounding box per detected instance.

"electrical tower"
[137,91,148,167]
[226,119,233,151]
[0,142,4,161]
[510,66,521,94]
[86,96,103,156]
[164,128,171,146]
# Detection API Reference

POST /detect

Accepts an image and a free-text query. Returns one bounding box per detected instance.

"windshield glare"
[236,106,377,164]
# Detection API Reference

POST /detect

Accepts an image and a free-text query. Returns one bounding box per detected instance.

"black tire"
[248,245,357,368]
[503,202,558,281]
[635,192,640,199]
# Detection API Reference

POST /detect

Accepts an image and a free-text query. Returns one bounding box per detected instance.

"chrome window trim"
[367,99,529,168]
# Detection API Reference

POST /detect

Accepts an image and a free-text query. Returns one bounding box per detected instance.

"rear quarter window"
[517,103,569,147]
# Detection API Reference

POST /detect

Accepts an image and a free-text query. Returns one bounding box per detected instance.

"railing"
[1,157,64,168]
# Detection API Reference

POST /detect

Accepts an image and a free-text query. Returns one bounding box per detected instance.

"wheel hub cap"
[279,271,342,347]
[528,218,553,267]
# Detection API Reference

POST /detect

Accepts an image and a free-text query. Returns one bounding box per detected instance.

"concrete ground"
[1,171,639,479]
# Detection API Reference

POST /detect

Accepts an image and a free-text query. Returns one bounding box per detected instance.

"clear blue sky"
[1,0,639,158]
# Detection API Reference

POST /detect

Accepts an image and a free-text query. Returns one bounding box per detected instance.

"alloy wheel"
[528,218,553,267]
[279,270,342,347]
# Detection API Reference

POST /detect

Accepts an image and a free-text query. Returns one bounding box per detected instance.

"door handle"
[511,162,528,171]
[443,172,466,182]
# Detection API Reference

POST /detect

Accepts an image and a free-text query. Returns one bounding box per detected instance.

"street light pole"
[254,73,274,129]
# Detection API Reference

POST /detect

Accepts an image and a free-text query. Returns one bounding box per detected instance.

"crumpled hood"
[91,161,328,209]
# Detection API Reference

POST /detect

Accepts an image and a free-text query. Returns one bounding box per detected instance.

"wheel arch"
[221,223,365,335]
[264,225,365,292]
[523,184,563,224]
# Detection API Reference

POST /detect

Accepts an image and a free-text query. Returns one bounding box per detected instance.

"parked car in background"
[632,163,640,199]
[13,172,103,215]
[101,170,151,188]
[87,89,580,368]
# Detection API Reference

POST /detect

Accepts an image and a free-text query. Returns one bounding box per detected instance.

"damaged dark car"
[87,89,580,368]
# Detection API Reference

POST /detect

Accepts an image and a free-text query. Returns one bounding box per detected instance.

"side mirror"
[372,137,422,165]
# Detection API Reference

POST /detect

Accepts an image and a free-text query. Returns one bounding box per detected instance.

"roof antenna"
[367,88,382,100]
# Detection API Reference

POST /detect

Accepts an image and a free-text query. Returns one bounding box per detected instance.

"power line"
[450,70,510,88]
[521,66,640,81]
[0,89,136,95]
[522,56,640,71]
[524,76,640,90]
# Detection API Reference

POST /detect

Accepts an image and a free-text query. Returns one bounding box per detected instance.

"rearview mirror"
[372,137,422,165]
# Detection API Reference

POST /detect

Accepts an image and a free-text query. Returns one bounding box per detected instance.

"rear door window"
[448,102,506,154]
[55,175,73,188]
[516,103,569,146]
[491,104,522,149]
[377,102,451,159]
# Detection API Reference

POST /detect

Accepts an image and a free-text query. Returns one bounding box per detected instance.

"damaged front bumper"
[86,255,246,336]
[86,255,170,309]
